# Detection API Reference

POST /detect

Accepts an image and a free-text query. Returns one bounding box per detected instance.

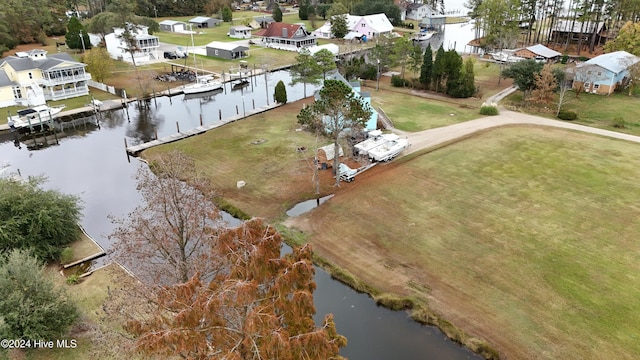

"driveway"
[397,87,640,157]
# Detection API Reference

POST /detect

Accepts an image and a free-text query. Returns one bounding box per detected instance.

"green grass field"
[297,127,640,359]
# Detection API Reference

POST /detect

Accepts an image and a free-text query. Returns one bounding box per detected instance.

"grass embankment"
[144,98,332,219]
[290,127,640,359]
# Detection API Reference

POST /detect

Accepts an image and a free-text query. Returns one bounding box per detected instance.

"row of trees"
[467,0,640,54]
[300,0,406,26]
[0,0,68,54]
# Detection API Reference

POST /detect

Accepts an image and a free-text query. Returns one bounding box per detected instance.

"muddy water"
[0,70,480,359]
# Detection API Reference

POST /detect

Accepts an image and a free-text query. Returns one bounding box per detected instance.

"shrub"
[66,274,81,285]
[557,110,577,120]
[612,117,626,128]
[274,80,287,104]
[480,102,499,115]
[561,54,568,64]
[391,75,410,87]
[360,64,377,80]
[60,247,74,264]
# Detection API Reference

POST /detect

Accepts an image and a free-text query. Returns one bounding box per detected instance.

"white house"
[105,25,160,64]
[313,14,394,39]
[405,3,435,21]
[0,50,91,108]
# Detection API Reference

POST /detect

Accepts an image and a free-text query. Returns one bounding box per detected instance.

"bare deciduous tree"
[109,151,224,285]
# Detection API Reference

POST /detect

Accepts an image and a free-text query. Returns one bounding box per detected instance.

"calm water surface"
[0,70,480,359]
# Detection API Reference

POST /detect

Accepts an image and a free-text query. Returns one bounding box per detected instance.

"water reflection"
[126,100,164,145]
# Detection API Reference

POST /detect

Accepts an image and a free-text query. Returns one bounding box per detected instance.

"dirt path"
[403,108,640,158]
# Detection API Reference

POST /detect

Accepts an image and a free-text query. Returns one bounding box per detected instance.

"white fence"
[88,80,126,98]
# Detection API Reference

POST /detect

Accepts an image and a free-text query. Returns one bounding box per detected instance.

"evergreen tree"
[420,44,433,89]
[0,249,78,340]
[455,57,476,98]
[290,48,322,97]
[65,16,91,51]
[273,5,283,22]
[222,5,233,22]
[432,45,446,93]
[274,80,287,103]
[444,50,463,96]
[330,14,349,39]
[313,48,337,80]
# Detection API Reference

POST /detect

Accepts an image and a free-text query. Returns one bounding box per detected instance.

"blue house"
[574,51,640,95]
[318,71,378,130]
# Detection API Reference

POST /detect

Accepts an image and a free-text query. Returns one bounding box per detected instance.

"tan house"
[0,49,91,108]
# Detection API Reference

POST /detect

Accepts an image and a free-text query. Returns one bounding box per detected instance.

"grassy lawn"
[291,127,640,359]
[503,89,640,136]
[372,89,480,131]
[143,99,331,219]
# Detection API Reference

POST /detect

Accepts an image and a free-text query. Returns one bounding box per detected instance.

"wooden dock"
[126,102,282,155]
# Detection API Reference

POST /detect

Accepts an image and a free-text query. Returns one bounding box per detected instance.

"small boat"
[8,104,66,131]
[367,137,409,162]
[231,79,250,91]
[183,87,223,100]
[183,75,223,94]
[412,31,435,42]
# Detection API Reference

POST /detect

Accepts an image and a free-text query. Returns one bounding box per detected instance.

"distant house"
[419,14,446,31]
[105,25,160,64]
[405,3,435,21]
[252,15,275,29]
[255,23,317,50]
[514,44,562,61]
[0,50,91,107]
[228,26,252,39]
[159,20,187,32]
[573,51,640,95]
[189,16,222,28]
[313,13,394,39]
[317,71,378,131]
[551,20,608,48]
[206,41,249,60]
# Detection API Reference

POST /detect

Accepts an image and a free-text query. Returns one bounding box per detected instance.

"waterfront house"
[514,44,562,61]
[0,50,91,107]
[255,23,317,50]
[573,51,640,95]
[313,14,394,39]
[105,25,160,64]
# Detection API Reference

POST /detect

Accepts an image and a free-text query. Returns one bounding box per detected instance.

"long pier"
[125,102,282,155]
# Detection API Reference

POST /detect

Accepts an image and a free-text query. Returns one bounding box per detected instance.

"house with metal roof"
[189,16,222,28]
[313,13,394,39]
[254,23,316,50]
[0,50,91,107]
[105,25,159,64]
[159,20,188,32]
[573,51,640,95]
[514,44,562,61]
[205,41,249,60]
[228,26,252,39]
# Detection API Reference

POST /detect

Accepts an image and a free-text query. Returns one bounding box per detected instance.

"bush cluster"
[391,75,410,87]
[480,102,499,116]
[557,110,577,120]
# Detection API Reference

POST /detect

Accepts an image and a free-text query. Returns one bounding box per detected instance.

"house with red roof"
[254,22,317,51]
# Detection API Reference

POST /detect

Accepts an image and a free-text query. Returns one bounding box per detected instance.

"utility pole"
[79,31,86,53]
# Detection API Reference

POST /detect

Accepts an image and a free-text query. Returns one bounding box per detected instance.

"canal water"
[0,70,480,359]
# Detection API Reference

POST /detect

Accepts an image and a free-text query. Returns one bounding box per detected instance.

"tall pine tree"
[432,45,446,93]
[420,44,433,89]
